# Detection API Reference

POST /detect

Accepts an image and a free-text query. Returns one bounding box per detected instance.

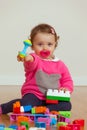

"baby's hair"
[29,23,60,47]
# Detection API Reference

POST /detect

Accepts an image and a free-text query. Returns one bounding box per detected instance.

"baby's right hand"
[17,53,34,62]
[17,53,25,62]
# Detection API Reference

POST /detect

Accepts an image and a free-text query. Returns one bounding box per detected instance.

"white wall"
[0,0,87,85]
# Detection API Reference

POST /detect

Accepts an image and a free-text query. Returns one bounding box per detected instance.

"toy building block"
[58,116,71,124]
[37,117,51,126]
[19,39,32,58]
[20,121,29,130]
[73,119,84,130]
[46,99,58,104]
[35,122,46,128]
[10,114,16,122]
[20,106,24,113]
[20,105,32,113]
[18,126,26,130]
[23,105,32,112]
[46,89,70,101]
[59,111,71,118]
[31,107,36,114]
[58,122,68,129]
[17,116,29,126]
[29,127,46,130]
[35,106,44,113]
[4,128,14,130]
[9,125,18,130]
[50,111,59,115]
[67,124,81,130]
[32,106,47,114]
[59,125,71,130]
[13,101,21,113]
[13,101,32,113]
[50,117,57,126]
[10,113,49,122]
[0,127,4,130]
[0,124,5,130]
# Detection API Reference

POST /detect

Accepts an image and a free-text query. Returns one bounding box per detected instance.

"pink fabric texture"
[21,53,73,100]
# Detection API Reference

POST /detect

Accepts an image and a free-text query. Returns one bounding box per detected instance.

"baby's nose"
[43,45,47,50]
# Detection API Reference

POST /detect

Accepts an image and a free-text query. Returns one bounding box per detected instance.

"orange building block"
[17,116,29,126]
[50,110,59,115]
[35,106,47,114]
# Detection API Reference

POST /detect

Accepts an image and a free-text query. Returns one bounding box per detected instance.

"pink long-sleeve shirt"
[21,53,73,100]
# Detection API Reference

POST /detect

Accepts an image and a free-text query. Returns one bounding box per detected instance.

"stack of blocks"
[46,89,70,104]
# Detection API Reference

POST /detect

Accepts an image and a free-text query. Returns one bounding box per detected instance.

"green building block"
[46,95,70,101]
[4,128,14,130]
[31,107,35,114]
[20,121,29,130]
[58,122,68,127]
[59,111,71,118]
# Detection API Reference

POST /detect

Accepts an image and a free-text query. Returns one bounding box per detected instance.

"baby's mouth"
[40,50,50,58]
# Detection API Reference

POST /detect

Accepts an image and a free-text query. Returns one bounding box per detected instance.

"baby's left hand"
[58,87,68,93]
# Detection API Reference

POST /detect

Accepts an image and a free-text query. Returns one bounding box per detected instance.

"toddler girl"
[0,23,73,114]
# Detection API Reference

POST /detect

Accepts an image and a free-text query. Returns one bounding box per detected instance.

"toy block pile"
[13,101,32,113]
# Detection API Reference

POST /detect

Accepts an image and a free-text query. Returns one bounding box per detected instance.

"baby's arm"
[58,61,74,93]
[17,39,33,62]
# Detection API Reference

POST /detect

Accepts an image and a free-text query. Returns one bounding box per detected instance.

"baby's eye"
[38,43,43,46]
[48,43,53,46]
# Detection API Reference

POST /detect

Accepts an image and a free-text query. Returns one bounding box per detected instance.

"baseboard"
[0,75,87,86]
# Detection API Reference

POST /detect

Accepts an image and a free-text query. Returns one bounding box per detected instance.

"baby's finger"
[58,87,67,93]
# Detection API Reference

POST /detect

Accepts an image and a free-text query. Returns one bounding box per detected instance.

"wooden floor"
[71,86,87,129]
[0,85,87,129]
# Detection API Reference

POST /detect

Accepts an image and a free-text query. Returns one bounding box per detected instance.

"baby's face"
[32,32,56,59]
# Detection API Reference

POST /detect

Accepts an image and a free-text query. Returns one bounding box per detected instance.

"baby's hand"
[17,53,34,62]
[17,53,24,62]
[58,87,68,93]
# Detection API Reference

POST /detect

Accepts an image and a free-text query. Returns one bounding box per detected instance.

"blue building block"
[9,125,18,130]
[50,118,57,125]
[35,122,46,128]
[0,127,4,130]
[23,105,32,112]
[0,124,5,130]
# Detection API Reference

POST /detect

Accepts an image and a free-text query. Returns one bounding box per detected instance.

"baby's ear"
[57,36,60,40]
